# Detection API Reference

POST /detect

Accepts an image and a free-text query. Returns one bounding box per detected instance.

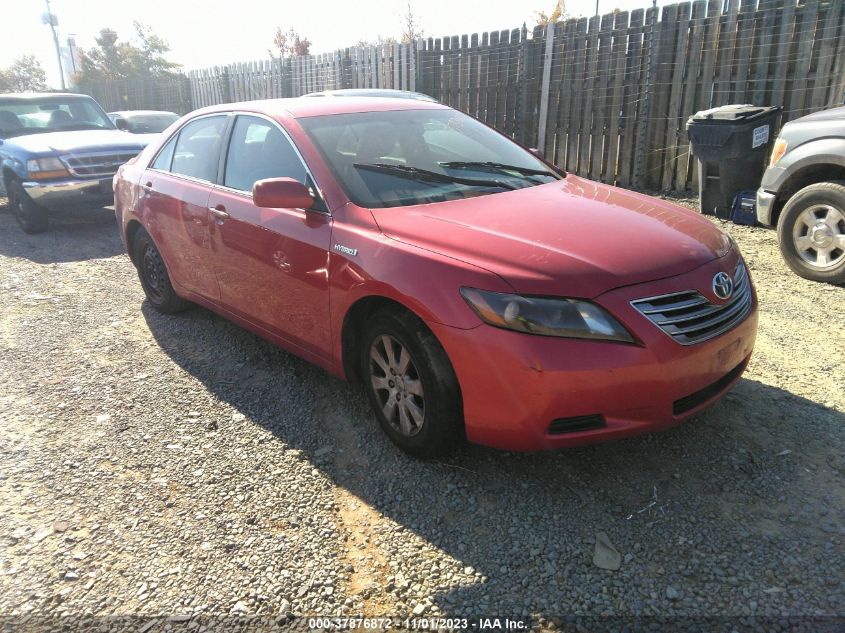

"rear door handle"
[209,205,230,220]
[141,181,153,195]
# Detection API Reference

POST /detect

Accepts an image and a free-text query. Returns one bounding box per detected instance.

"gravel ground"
[0,200,843,631]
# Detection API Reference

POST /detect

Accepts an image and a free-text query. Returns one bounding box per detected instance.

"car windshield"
[298,109,560,208]
[0,96,115,138]
[124,113,179,134]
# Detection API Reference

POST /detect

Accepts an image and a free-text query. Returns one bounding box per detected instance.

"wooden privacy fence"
[189,43,420,106]
[178,1,844,191]
[78,76,193,115]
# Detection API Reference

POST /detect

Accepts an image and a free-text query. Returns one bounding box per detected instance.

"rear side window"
[224,115,307,192]
[170,115,228,183]
[151,136,177,171]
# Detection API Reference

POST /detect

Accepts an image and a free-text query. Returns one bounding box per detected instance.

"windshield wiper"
[439,161,557,178]
[354,162,517,190]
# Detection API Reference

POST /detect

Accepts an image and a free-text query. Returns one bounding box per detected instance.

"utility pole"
[42,0,66,90]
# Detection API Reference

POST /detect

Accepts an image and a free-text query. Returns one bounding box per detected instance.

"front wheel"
[360,308,463,458]
[8,180,48,234]
[132,228,191,313]
[777,182,845,285]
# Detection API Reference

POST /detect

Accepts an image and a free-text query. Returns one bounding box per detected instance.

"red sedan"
[114,97,757,457]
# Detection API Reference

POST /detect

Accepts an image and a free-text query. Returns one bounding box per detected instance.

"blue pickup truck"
[0,92,148,233]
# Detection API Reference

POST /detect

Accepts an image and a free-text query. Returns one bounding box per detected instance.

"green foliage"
[76,22,181,83]
[0,55,48,92]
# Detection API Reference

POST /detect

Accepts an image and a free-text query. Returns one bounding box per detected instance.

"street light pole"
[43,0,66,90]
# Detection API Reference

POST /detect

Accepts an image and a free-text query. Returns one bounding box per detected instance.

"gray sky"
[5,0,672,88]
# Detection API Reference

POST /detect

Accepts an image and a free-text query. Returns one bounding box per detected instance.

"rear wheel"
[8,180,48,234]
[360,308,463,458]
[132,228,191,313]
[777,181,845,285]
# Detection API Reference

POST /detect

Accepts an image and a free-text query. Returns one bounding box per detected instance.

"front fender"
[327,214,514,375]
[1,148,28,192]
[764,137,845,192]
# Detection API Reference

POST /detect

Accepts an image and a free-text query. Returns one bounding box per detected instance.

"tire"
[777,181,845,285]
[360,308,464,458]
[8,179,48,234]
[132,228,191,313]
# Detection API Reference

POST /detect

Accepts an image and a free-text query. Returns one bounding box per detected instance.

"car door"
[206,114,333,359]
[141,114,229,300]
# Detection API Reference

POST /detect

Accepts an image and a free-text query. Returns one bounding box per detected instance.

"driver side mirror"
[115,118,129,131]
[252,177,315,209]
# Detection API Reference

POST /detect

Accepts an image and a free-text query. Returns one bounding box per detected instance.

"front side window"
[151,136,177,171]
[170,115,228,183]
[298,109,559,208]
[224,116,307,192]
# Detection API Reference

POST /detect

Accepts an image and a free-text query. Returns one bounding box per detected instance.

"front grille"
[61,151,140,178]
[631,262,752,345]
[673,358,747,415]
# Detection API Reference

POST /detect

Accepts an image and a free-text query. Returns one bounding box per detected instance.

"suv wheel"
[777,181,845,285]
[8,180,48,234]
[360,308,463,458]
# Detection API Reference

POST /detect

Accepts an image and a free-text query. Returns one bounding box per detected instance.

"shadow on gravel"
[142,301,845,618]
[0,206,123,263]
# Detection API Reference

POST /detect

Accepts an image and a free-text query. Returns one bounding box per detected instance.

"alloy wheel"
[792,204,845,270]
[368,334,425,437]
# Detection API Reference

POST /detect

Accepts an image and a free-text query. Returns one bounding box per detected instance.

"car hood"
[130,132,163,146]
[6,130,147,155]
[370,176,731,298]
[791,105,845,123]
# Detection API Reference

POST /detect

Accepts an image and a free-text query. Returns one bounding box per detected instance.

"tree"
[356,35,397,49]
[271,27,311,59]
[535,0,568,26]
[0,55,48,92]
[76,22,180,83]
[400,1,424,43]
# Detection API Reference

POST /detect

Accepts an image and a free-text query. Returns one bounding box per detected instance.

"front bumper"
[23,178,114,212]
[429,255,758,452]
[756,188,777,226]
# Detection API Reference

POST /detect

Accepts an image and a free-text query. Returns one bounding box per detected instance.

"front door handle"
[208,205,230,220]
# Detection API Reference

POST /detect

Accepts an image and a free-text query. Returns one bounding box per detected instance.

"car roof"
[304,89,437,102]
[109,110,178,117]
[194,96,447,119]
[0,92,96,102]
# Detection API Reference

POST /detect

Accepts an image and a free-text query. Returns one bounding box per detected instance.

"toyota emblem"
[712,272,733,300]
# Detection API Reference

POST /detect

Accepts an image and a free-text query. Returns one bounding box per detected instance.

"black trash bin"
[686,104,781,218]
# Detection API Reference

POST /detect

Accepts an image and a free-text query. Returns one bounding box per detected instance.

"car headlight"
[460,287,635,343]
[26,157,69,179]
[769,138,787,167]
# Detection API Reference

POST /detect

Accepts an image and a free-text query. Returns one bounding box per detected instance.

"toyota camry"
[114,97,758,457]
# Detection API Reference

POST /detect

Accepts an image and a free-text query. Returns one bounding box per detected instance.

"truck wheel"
[8,180,48,234]
[132,228,191,313]
[360,307,464,458]
[777,181,845,285]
